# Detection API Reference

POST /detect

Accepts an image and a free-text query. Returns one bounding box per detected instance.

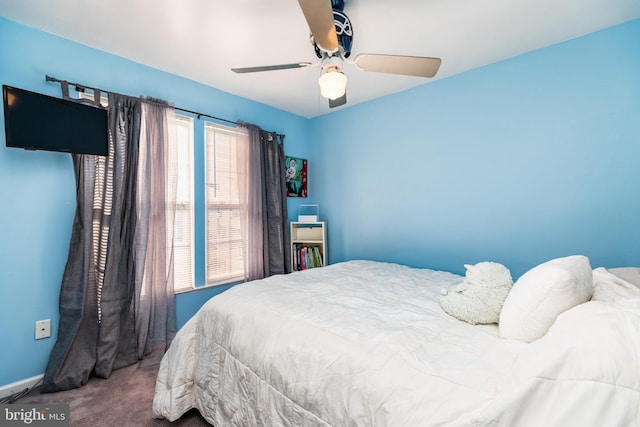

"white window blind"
[205,122,248,284]
[168,114,195,292]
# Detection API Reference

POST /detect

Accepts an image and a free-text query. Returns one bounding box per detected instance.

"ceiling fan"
[231,0,442,109]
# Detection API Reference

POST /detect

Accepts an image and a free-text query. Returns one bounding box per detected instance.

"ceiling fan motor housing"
[314,3,353,58]
[331,0,345,10]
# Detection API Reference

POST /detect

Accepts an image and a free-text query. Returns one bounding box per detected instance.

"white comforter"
[153,261,640,426]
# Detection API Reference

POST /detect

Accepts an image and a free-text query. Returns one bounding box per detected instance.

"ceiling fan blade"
[297,0,339,53]
[329,92,347,108]
[354,54,442,78]
[232,62,312,73]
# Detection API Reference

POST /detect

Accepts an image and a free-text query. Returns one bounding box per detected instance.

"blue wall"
[1,15,639,389]
[0,17,310,387]
[310,19,640,278]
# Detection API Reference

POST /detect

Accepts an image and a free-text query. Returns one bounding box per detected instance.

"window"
[205,122,248,284]
[168,114,194,292]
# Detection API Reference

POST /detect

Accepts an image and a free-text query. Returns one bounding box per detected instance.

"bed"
[152,259,640,426]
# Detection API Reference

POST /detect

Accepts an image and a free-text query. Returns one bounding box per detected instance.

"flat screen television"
[2,84,109,156]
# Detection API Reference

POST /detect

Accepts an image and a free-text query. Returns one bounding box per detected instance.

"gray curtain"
[135,98,176,358]
[43,93,141,392]
[261,131,290,276]
[238,123,290,280]
[42,93,176,392]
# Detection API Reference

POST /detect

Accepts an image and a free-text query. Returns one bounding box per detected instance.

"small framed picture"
[285,156,307,197]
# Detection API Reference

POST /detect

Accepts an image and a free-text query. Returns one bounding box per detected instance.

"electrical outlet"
[35,319,51,340]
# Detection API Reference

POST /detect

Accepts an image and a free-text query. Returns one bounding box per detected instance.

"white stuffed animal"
[439,262,513,325]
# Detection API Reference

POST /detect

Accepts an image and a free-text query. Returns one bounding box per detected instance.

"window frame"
[169,113,196,293]
[203,121,248,286]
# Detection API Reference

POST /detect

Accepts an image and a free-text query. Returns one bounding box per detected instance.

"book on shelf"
[293,244,323,270]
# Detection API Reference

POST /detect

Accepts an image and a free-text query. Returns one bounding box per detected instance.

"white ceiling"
[1,0,639,118]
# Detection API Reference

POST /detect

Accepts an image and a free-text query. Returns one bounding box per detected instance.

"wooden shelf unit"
[290,221,327,271]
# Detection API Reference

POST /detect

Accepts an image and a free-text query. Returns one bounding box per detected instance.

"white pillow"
[591,267,640,302]
[499,255,593,342]
[606,267,640,289]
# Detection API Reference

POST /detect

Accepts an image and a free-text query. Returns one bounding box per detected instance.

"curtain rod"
[45,75,284,139]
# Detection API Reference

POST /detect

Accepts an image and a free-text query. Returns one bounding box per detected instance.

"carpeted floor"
[14,357,210,427]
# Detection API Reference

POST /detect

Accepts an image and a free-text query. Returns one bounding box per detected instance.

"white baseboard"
[0,374,44,400]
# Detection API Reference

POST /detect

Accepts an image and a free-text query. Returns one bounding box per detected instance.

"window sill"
[174,278,244,295]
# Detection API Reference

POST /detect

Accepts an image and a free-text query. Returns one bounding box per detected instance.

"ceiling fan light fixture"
[319,67,347,100]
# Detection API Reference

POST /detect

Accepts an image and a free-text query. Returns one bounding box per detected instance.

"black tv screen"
[2,84,109,156]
